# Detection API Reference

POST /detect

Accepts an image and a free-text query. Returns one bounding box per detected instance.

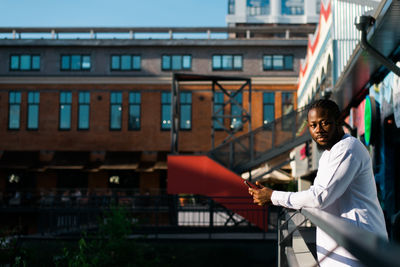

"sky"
[0,0,228,27]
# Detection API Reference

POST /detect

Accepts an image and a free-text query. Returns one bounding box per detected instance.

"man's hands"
[248,181,273,206]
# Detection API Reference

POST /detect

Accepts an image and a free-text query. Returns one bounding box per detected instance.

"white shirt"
[271,134,387,266]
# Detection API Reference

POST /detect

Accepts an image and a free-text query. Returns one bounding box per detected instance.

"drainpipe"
[355,15,400,77]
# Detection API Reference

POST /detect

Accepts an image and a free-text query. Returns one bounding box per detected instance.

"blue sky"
[1,0,228,27]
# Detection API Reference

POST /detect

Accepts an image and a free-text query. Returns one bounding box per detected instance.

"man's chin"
[316,142,331,151]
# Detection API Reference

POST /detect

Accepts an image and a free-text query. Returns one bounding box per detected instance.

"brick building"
[0,24,314,201]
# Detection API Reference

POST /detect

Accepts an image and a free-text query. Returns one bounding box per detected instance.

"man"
[249,99,387,266]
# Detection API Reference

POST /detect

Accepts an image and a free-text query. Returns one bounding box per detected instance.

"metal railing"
[208,105,311,174]
[0,26,315,40]
[0,191,277,238]
[278,208,400,267]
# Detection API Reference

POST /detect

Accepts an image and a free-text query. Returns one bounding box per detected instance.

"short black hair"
[307,99,342,123]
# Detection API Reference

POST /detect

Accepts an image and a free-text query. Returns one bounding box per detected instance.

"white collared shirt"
[271,134,387,266]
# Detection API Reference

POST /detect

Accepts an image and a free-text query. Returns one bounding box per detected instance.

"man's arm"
[248,145,361,209]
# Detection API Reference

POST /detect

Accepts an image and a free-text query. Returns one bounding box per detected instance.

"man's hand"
[248,181,273,206]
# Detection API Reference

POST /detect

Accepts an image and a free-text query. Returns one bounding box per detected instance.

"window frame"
[110,92,123,131]
[212,54,243,71]
[27,91,40,130]
[60,54,91,71]
[263,54,294,71]
[262,92,275,126]
[128,92,141,131]
[9,54,40,71]
[161,54,192,71]
[8,91,21,130]
[78,91,90,130]
[161,92,172,131]
[179,91,192,131]
[230,91,243,131]
[213,92,225,130]
[110,54,141,71]
[59,91,72,131]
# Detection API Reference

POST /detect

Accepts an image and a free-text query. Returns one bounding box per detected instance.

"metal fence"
[0,190,277,238]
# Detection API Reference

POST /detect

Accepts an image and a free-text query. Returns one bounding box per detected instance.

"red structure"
[168,155,268,230]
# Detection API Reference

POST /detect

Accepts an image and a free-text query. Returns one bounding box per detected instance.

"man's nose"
[315,124,324,133]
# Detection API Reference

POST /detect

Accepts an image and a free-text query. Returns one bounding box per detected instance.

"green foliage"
[54,205,162,267]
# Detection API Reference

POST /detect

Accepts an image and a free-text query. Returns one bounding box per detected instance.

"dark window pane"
[32,56,40,70]
[162,55,171,70]
[129,105,140,129]
[10,56,19,70]
[213,92,224,129]
[233,55,242,69]
[182,55,191,69]
[71,55,81,70]
[133,56,141,70]
[273,55,284,70]
[61,56,70,70]
[161,105,171,129]
[78,105,90,129]
[284,55,293,70]
[111,56,120,70]
[212,55,221,69]
[9,105,20,129]
[20,55,30,70]
[222,55,233,69]
[110,105,122,129]
[121,55,131,70]
[60,105,71,129]
[172,55,182,70]
[263,55,272,70]
[27,105,39,129]
[180,105,191,129]
[82,56,91,70]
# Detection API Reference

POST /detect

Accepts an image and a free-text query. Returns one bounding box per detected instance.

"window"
[281,0,304,15]
[212,55,242,70]
[10,54,40,71]
[61,54,91,70]
[263,55,293,70]
[161,92,171,130]
[282,92,294,131]
[230,92,243,130]
[78,92,90,130]
[263,92,275,125]
[111,55,141,71]
[8,91,21,130]
[110,92,122,130]
[129,92,141,130]
[162,55,191,71]
[180,92,192,130]
[27,92,40,130]
[247,0,270,16]
[213,92,225,130]
[59,92,72,130]
[228,0,235,14]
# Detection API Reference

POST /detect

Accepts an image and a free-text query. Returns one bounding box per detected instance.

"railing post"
[209,198,214,239]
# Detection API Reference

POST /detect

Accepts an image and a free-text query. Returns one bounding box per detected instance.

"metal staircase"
[208,104,312,175]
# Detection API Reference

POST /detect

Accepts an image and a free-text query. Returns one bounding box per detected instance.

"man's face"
[307,107,340,151]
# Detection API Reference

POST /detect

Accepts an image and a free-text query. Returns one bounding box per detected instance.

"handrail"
[301,208,400,267]
[208,104,311,174]
[278,207,400,267]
